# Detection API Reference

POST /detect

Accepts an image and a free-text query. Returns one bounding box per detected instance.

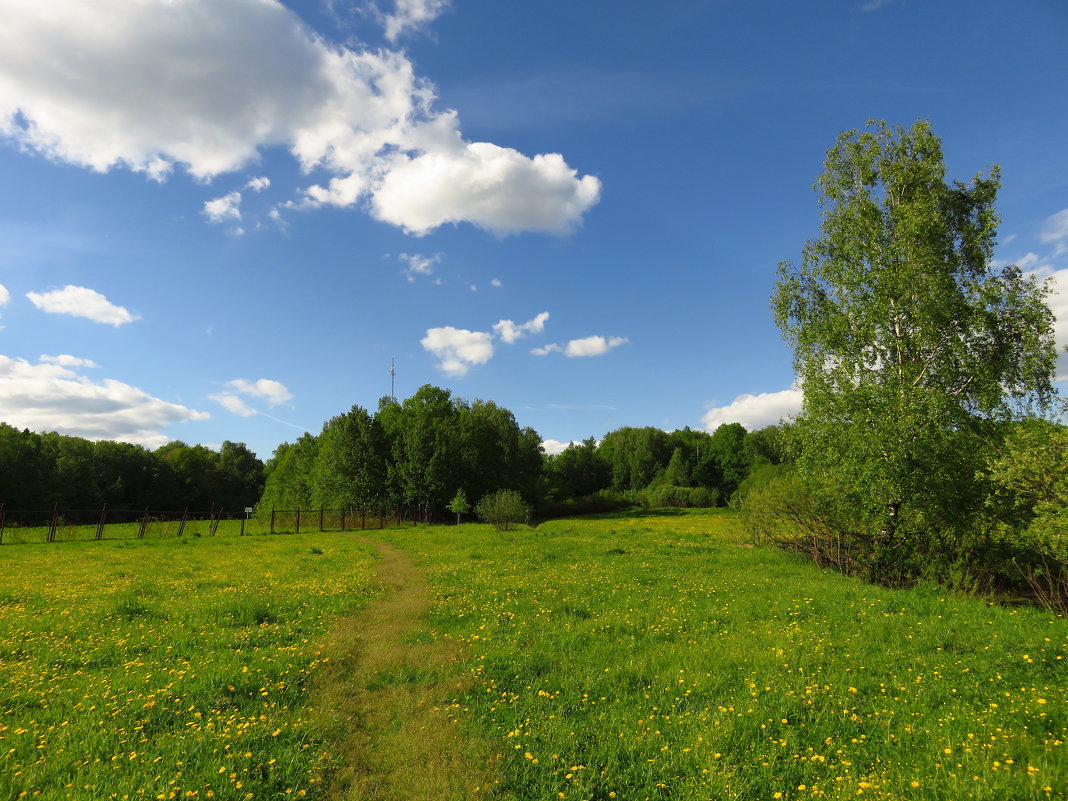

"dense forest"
[256,384,786,521]
[0,423,264,512]
[0,385,786,522]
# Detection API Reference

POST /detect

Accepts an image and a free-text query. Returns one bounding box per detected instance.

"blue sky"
[1,0,1066,460]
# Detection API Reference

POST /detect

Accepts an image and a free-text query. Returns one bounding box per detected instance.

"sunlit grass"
[0,534,380,800]
[2,509,1064,800]
[381,509,1067,801]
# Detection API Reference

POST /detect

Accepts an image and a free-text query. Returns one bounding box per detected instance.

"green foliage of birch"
[772,121,1057,582]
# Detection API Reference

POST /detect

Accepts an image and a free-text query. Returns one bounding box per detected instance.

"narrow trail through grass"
[317,538,497,801]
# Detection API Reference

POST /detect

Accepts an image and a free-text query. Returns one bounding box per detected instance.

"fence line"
[0,503,405,545]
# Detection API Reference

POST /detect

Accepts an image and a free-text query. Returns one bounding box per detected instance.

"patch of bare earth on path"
[315,539,498,801]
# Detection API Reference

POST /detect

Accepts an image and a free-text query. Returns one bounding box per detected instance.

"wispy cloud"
[211,376,295,423]
[399,252,442,282]
[39,354,98,368]
[26,285,139,326]
[382,0,450,42]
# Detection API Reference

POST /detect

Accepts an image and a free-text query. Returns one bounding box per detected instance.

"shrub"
[475,489,531,531]
[636,485,719,509]
[538,490,631,519]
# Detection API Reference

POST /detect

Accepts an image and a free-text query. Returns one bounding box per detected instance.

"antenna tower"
[390,357,396,404]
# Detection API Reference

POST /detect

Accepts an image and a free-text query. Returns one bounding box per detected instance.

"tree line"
[257,384,786,522]
[0,423,265,512]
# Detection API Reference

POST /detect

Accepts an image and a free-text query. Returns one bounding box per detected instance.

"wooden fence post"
[0,503,5,544]
[240,516,245,536]
[319,506,324,532]
[340,507,345,532]
[210,509,222,536]
[48,504,59,543]
[176,507,189,538]
[95,504,107,541]
[295,507,301,535]
[138,507,149,539]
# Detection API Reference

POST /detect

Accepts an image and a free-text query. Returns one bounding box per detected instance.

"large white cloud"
[702,387,803,432]
[371,145,602,236]
[25,285,138,326]
[0,354,208,447]
[0,0,600,236]
[0,282,9,307]
[421,326,493,376]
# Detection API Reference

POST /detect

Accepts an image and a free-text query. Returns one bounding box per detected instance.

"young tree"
[447,488,471,528]
[772,120,1057,582]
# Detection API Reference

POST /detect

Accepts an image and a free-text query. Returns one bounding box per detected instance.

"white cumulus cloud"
[0,354,208,447]
[1045,267,1068,381]
[371,145,601,236]
[245,175,270,192]
[701,387,803,432]
[0,282,9,306]
[541,438,581,456]
[493,311,549,344]
[202,191,242,224]
[531,343,562,356]
[0,0,600,236]
[564,335,628,358]
[421,326,493,377]
[25,285,138,326]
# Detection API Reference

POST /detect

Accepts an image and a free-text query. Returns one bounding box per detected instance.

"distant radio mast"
[390,357,396,404]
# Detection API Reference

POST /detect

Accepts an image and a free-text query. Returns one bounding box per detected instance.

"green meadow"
[1,510,1065,800]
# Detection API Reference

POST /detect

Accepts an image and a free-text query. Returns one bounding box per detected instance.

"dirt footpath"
[316,539,497,801]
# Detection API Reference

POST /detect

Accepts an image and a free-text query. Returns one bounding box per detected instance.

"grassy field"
[0,533,381,800]
[380,510,1066,801]
[1,510,1064,800]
